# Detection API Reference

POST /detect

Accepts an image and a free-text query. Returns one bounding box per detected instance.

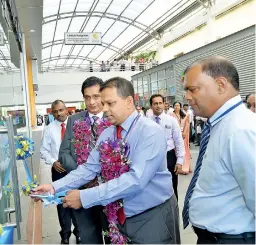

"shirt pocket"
[197,157,225,193]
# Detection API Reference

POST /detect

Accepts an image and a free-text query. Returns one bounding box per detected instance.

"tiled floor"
[40,147,199,244]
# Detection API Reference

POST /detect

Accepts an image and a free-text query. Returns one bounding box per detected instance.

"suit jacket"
[59,111,85,173]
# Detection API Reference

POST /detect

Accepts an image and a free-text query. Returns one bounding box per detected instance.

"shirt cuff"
[47,158,57,166]
[176,157,184,165]
[80,187,100,209]
[52,178,67,193]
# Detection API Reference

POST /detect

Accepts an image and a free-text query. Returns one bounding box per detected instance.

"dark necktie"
[155,116,160,124]
[182,120,211,228]
[61,123,66,140]
[89,116,99,151]
[116,125,126,225]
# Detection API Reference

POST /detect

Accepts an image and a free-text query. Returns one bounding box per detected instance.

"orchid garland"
[98,138,131,244]
[72,115,111,165]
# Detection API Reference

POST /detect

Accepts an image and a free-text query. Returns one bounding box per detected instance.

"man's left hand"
[174,164,183,175]
[63,190,82,209]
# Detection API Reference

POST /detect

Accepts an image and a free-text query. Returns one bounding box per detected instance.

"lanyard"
[115,113,141,144]
[210,100,243,126]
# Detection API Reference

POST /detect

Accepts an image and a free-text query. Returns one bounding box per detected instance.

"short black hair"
[81,76,104,96]
[51,99,65,110]
[184,56,239,91]
[183,104,189,107]
[100,77,134,99]
[150,94,164,106]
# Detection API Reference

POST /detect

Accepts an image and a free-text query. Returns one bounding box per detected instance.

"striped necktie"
[89,116,99,151]
[182,120,211,229]
[155,116,161,124]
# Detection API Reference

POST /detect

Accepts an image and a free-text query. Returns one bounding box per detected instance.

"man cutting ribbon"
[33,77,181,244]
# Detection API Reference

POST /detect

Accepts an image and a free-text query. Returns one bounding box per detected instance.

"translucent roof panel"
[42,0,205,70]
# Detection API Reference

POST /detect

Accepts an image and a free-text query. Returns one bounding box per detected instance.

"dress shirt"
[88,111,103,121]
[149,112,185,164]
[53,110,173,217]
[189,95,256,234]
[146,108,153,118]
[40,119,68,166]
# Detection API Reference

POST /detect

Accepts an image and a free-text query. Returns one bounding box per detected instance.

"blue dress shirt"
[53,110,173,217]
[189,95,256,234]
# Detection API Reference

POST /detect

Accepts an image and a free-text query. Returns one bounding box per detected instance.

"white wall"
[160,0,256,63]
[0,71,138,106]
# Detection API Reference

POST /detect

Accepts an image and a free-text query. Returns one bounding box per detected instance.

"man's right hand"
[30,184,55,202]
[53,161,66,173]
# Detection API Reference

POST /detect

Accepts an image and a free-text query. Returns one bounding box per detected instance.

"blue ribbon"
[23,159,32,183]
[0,226,14,244]
[3,160,11,187]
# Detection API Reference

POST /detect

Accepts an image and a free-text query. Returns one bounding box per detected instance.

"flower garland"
[98,138,131,244]
[73,114,111,165]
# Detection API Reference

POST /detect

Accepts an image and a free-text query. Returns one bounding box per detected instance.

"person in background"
[164,102,174,115]
[106,61,110,72]
[40,100,80,244]
[182,56,255,244]
[136,105,144,116]
[33,77,181,244]
[183,104,194,144]
[146,107,154,118]
[100,61,106,72]
[172,102,192,174]
[246,94,255,113]
[58,77,110,244]
[149,94,184,200]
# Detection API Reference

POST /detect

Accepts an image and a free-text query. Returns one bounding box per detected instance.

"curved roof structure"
[41,0,206,71]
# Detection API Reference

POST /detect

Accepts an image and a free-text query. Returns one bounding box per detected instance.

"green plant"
[134,51,157,62]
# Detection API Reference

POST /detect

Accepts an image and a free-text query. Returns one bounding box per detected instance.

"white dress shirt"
[189,95,256,234]
[88,111,103,123]
[40,119,68,166]
[150,112,185,164]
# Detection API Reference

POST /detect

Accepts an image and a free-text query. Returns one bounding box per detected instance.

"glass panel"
[158,69,165,81]
[133,79,138,88]
[166,66,174,78]
[151,81,158,94]
[150,72,157,83]
[158,80,166,90]
[138,86,143,96]
[138,77,142,86]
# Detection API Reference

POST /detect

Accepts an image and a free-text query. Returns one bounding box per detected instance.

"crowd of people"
[86,58,158,73]
[36,56,255,245]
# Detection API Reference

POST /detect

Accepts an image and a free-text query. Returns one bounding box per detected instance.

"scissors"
[29,190,69,206]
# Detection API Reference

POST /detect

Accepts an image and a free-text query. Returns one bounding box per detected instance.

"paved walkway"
[41,147,199,244]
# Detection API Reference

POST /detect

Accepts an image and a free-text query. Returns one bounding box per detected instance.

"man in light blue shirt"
[182,56,255,244]
[33,77,181,244]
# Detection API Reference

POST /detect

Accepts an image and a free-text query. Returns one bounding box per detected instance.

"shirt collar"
[56,117,68,126]
[153,112,165,119]
[209,95,242,127]
[120,110,139,132]
[88,111,104,119]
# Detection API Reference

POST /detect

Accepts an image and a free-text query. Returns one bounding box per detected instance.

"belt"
[193,226,255,240]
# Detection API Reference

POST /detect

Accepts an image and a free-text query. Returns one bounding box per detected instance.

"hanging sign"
[64,32,102,45]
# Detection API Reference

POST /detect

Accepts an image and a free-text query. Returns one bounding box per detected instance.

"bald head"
[183,56,240,118]
[184,56,239,91]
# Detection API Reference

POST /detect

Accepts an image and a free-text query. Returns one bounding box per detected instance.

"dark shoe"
[61,238,69,244]
[76,236,81,244]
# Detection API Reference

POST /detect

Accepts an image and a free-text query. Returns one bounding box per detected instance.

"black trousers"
[51,167,79,239]
[194,227,255,244]
[72,206,106,244]
[166,149,178,201]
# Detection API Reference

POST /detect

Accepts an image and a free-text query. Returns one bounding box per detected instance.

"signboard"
[64,32,102,45]
[0,32,4,46]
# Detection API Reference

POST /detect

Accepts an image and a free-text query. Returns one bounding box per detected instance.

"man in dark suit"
[59,77,110,244]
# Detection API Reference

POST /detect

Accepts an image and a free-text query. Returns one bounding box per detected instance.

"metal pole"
[6,116,21,240]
